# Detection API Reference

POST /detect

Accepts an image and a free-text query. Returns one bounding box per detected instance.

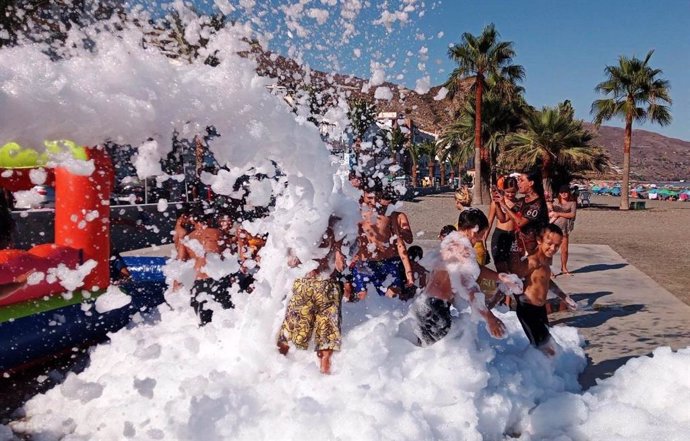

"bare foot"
[277,341,289,356]
[561,269,573,276]
[317,349,332,374]
[539,341,557,357]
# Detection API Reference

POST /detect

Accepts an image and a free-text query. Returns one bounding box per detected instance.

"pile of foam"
[10,292,585,440]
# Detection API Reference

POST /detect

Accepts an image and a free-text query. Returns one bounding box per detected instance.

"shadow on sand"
[572,263,628,274]
[551,291,645,329]
[578,353,641,390]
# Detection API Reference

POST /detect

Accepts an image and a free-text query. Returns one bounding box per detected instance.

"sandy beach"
[402,192,690,306]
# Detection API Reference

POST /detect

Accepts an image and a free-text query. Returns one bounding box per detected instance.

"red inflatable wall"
[0,146,114,305]
[0,245,82,307]
[54,146,113,291]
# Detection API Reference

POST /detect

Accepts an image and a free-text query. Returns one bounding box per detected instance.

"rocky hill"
[252,48,689,181]
[582,123,690,181]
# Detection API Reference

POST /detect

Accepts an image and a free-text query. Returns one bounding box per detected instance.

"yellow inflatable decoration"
[0,141,88,169]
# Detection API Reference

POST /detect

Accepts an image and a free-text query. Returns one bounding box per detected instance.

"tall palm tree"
[502,104,609,191]
[446,23,524,203]
[591,50,672,210]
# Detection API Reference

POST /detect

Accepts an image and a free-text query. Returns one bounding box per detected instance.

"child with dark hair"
[438,225,457,240]
[453,190,489,265]
[509,223,577,355]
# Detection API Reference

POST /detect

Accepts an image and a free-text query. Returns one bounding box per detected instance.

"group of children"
[176,170,577,373]
[274,171,577,374]
[174,204,266,325]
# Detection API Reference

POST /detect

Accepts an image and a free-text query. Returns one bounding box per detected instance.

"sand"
[402,192,690,306]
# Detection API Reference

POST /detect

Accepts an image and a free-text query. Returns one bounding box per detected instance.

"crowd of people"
[1,162,581,374]
[172,169,579,374]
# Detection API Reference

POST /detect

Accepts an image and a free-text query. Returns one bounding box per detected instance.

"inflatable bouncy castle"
[0,142,166,372]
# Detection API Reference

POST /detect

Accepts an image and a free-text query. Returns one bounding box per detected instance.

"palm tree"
[405,142,423,187]
[387,125,407,163]
[446,23,524,203]
[417,140,438,186]
[502,103,609,192]
[591,50,672,210]
[439,94,524,185]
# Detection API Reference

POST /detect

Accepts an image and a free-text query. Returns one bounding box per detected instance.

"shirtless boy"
[277,216,346,374]
[411,210,505,346]
[510,224,576,355]
[352,187,415,300]
[183,207,234,326]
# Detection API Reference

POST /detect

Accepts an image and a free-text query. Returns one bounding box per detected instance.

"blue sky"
[184,0,689,141]
[421,0,690,141]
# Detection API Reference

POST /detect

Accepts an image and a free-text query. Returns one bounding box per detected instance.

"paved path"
[546,244,690,388]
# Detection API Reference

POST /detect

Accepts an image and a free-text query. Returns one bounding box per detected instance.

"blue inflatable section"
[0,256,169,372]
[121,256,167,283]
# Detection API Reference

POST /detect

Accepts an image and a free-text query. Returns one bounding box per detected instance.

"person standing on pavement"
[549,185,577,276]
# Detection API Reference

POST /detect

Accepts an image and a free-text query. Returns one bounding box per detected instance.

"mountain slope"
[253,49,689,181]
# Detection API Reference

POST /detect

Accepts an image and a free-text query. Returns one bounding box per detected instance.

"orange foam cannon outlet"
[54,146,114,291]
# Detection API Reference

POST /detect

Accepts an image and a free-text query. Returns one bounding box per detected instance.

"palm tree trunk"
[473,76,484,203]
[621,109,633,210]
[440,162,446,186]
[411,161,418,187]
[542,154,553,197]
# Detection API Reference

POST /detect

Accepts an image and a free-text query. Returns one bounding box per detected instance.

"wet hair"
[540,223,564,238]
[408,245,423,262]
[503,177,518,191]
[454,186,472,207]
[189,203,212,224]
[457,208,489,233]
[362,176,383,194]
[381,185,398,203]
[438,224,457,239]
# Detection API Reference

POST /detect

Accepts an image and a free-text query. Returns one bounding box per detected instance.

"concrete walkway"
[547,244,690,388]
[416,239,690,389]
